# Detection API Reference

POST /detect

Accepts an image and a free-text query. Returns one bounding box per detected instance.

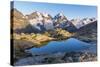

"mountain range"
[11,8,97,33]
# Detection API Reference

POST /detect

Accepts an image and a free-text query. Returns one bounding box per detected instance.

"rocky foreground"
[14,52,97,66]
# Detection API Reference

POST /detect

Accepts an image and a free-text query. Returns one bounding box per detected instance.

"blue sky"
[13,1,97,20]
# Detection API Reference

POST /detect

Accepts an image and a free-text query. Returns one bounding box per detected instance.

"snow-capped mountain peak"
[58,12,64,17]
[71,17,97,29]
[42,12,49,17]
[36,11,41,16]
[53,12,68,23]
[54,12,65,19]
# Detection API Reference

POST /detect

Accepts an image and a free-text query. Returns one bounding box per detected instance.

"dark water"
[28,38,96,55]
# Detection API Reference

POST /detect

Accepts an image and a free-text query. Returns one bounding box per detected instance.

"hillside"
[74,21,97,43]
[11,8,29,31]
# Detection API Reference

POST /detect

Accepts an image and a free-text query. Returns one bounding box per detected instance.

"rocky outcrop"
[14,52,97,66]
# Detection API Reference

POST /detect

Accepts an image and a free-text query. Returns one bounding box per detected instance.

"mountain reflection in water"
[28,38,96,55]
